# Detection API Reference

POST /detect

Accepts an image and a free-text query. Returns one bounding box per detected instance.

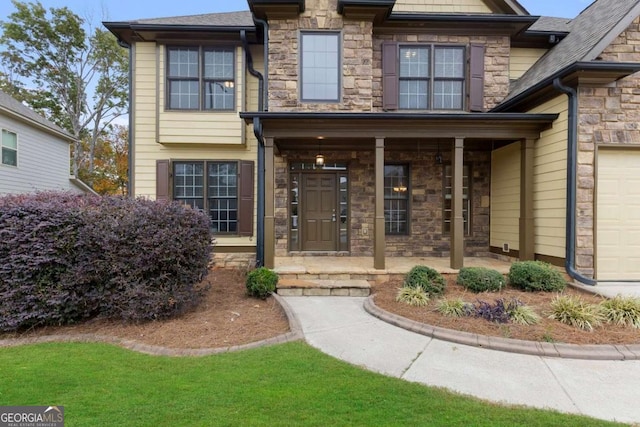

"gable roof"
[528,16,572,33]
[103,10,256,45]
[129,11,254,27]
[502,0,640,105]
[0,90,75,142]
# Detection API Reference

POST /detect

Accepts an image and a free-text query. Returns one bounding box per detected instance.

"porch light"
[315,138,325,167]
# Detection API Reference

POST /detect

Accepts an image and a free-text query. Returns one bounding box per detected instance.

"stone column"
[264,137,275,269]
[519,138,536,261]
[450,137,464,269]
[374,137,385,269]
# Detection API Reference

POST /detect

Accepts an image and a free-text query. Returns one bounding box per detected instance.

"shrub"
[507,261,566,292]
[396,287,430,307]
[436,298,473,318]
[0,192,211,331]
[404,265,446,296]
[78,197,211,322]
[474,299,512,323]
[246,267,278,299]
[549,295,603,331]
[508,304,540,326]
[456,267,505,293]
[600,295,640,328]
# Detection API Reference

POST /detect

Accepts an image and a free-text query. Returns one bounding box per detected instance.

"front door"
[302,174,337,251]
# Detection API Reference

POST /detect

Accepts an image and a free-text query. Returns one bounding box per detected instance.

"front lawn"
[0,342,621,426]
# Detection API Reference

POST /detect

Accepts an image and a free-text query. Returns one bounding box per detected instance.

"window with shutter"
[383,43,484,112]
[156,159,254,236]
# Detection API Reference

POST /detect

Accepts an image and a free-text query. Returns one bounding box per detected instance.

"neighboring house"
[0,90,95,195]
[105,0,640,283]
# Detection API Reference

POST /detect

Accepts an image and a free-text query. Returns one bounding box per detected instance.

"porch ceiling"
[240,112,558,151]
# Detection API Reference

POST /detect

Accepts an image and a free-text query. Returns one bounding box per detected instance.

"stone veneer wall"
[268,0,374,112]
[372,34,511,111]
[273,149,491,258]
[575,17,640,277]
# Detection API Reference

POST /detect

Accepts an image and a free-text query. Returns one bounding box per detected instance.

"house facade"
[0,90,94,195]
[105,0,640,283]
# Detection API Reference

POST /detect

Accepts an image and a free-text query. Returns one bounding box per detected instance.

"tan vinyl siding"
[528,95,568,259]
[133,42,258,247]
[509,48,548,80]
[157,45,244,145]
[490,142,520,251]
[393,0,492,13]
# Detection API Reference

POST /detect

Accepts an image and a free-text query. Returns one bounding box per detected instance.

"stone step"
[277,279,371,297]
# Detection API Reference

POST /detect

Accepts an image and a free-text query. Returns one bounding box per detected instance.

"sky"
[0,0,595,24]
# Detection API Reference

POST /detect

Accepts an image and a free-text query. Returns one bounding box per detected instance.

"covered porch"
[241,112,558,270]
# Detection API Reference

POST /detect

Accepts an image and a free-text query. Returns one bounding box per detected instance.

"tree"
[0,0,128,182]
[90,124,128,195]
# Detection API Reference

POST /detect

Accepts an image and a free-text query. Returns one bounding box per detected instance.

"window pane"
[434,81,463,109]
[435,47,464,78]
[400,47,429,77]
[301,33,340,101]
[169,80,199,109]
[399,80,428,109]
[204,81,235,110]
[2,130,17,149]
[1,147,17,166]
[168,48,198,78]
[208,162,238,233]
[443,164,470,234]
[384,165,409,234]
[204,49,234,79]
[174,163,204,207]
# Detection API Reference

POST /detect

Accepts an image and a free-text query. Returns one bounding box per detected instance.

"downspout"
[253,17,269,111]
[241,29,267,267]
[118,39,134,197]
[553,78,597,286]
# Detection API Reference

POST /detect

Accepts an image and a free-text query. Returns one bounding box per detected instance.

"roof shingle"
[0,90,74,140]
[505,0,640,103]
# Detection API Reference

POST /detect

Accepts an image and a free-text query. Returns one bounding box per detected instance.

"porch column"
[450,137,464,269]
[374,137,386,269]
[519,138,536,260]
[264,137,275,269]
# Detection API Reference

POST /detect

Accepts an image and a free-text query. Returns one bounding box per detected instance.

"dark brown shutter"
[156,160,170,201]
[238,160,254,236]
[382,41,399,110]
[469,44,485,112]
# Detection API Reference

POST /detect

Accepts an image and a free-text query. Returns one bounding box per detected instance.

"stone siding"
[274,148,491,258]
[267,0,509,112]
[575,17,640,277]
[373,34,511,111]
[268,0,374,112]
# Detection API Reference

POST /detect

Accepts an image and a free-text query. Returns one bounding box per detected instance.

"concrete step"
[277,279,371,297]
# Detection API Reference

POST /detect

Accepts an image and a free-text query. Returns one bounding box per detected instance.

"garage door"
[597,149,640,280]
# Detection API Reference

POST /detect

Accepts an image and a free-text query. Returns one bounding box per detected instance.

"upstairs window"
[300,32,340,102]
[399,46,464,110]
[383,43,485,112]
[1,129,17,167]
[166,47,235,111]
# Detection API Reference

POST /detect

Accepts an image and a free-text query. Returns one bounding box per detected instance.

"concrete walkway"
[283,296,640,425]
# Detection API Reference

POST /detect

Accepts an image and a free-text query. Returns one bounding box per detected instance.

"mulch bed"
[0,268,290,349]
[373,277,640,345]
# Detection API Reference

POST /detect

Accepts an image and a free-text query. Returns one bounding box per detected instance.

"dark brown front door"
[302,174,337,251]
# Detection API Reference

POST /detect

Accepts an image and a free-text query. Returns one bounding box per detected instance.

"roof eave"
[103,21,256,44]
[0,106,76,143]
[494,61,640,112]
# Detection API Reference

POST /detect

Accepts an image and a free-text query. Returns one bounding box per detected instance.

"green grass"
[0,342,622,426]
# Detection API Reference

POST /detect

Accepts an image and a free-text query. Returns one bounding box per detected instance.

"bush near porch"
[0,192,211,332]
